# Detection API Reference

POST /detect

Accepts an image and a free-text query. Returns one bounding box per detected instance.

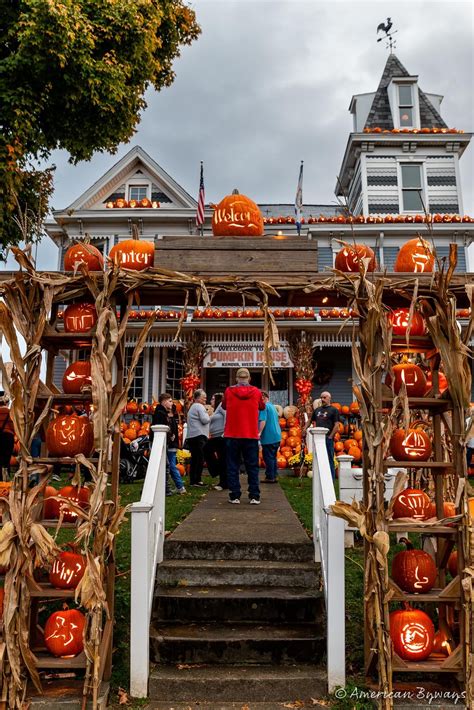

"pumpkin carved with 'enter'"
[212,189,264,237]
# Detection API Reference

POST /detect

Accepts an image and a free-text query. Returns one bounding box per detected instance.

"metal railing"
[130,424,168,698]
[308,426,346,693]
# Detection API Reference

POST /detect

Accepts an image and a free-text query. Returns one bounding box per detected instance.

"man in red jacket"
[222,368,265,505]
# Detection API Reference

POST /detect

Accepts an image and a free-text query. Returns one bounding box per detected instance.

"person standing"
[258,391,282,483]
[186,389,210,487]
[0,392,15,480]
[308,391,340,479]
[222,368,265,504]
[204,393,228,490]
[151,393,186,494]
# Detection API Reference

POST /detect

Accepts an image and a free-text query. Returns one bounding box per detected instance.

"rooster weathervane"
[377,17,398,53]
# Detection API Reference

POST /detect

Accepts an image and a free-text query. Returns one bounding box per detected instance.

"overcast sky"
[2,0,473,271]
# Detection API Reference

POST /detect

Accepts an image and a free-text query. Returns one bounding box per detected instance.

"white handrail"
[130,424,168,698]
[309,426,345,693]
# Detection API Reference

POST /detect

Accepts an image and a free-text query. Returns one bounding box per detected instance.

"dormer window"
[398,85,414,127]
[129,185,149,202]
[387,77,420,129]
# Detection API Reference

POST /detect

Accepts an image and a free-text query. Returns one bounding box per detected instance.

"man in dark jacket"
[222,368,265,505]
[151,393,186,494]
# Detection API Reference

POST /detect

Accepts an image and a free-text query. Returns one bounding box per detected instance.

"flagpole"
[196,161,205,236]
[295,160,304,236]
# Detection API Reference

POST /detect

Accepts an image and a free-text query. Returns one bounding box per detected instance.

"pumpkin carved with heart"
[46,414,94,458]
[390,426,432,461]
[212,189,264,236]
[394,237,435,273]
[391,538,437,593]
[390,604,435,661]
[334,243,376,272]
[44,605,86,657]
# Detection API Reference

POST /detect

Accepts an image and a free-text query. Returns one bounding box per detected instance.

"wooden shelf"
[388,522,457,535]
[32,457,99,464]
[28,582,76,599]
[390,336,435,353]
[41,331,95,350]
[36,394,92,402]
[382,396,452,410]
[392,646,463,673]
[33,651,87,669]
[389,576,460,602]
[383,460,453,470]
[40,519,80,529]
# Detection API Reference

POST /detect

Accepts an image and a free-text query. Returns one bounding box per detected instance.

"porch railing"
[130,424,168,698]
[308,426,345,693]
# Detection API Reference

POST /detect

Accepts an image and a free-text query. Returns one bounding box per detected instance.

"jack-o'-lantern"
[55,485,90,523]
[432,622,454,656]
[49,547,87,589]
[427,500,456,520]
[44,605,86,657]
[394,238,435,273]
[388,360,427,397]
[391,538,437,593]
[392,488,431,520]
[424,372,448,395]
[390,604,435,661]
[334,243,376,272]
[108,228,154,271]
[63,243,104,272]
[212,189,264,236]
[390,426,432,462]
[62,361,92,395]
[388,308,426,337]
[63,303,97,333]
[46,415,94,458]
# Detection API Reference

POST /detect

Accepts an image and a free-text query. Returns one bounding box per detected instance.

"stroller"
[120,434,150,483]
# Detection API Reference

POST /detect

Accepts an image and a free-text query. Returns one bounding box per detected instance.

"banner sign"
[204,345,293,369]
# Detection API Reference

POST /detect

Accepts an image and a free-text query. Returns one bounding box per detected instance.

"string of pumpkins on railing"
[363,126,464,134]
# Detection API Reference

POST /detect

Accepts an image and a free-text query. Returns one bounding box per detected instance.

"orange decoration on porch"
[394,237,435,273]
[212,189,264,236]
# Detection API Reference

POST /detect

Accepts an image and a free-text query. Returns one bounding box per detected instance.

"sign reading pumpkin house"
[212,189,264,236]
[204,344,292,368]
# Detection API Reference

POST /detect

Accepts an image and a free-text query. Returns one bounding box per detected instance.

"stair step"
[145,703,331,710]
[156,558,320,587]
[163,539,314,562]
[149,663,327,702]
[153,585,324,623]
[150,622,325,665]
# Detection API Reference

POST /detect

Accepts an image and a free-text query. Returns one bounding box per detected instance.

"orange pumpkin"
[334,243,376,272]
[212,189,264,237]
[108,232,154,271]
[447,551,458,577]
[390,605,434,661]
[334,441,345,453]
[353,430,362,442]
[391,538,437,593]
[43,485,59,519]
[126,399,139,414]
[388,361,427,397]
[424,372,448,395]
[124,428,137,441]
[286,436,299,448]
[177,463,185,476]
[64,243,104,272]
[279,418,287,429]
[280,446,293,459]
[349,401,360,415]
[288,427,301,439]
[63,302,97,333]
[280,431,288,442]
[56,485,90,523]
[427,501,456,520]
[49,548,87,589]
[277,455,288,469]
[347,445,362,461]
[44,606,86,657]
[46,414,94,458]
[389,308,426,337]
[0,481,12,499]
[62,360,92,395]
[390,427,432,461]
[392,488,431,520]
[286,416,298,428]
[394,237,435,273]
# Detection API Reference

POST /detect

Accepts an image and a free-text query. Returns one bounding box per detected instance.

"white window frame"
[388,78,420,130]
[397,161,428,214]
[128,184,150,202]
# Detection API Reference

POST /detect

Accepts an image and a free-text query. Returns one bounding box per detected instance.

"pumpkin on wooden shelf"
[108,229,154,271]
[389,426,432,462]
[62,360,92,395]
[432,621,454,657]
[387,360,427,397]
[63,243,104,272]
[46,414,94,458]
[43,485,59,519]
[424,371,448,395]
[388,308,426,337]
[56,485,90,523]
[49,546,87,589]
[63,302,97,333]
[392,488,432,520]
[394,237,435,273]
[334,243,376,272]
[447,551,458,578]
[390,604,435,661]
[426,500,456,520]
[391,538,437,593]
[44,605,86,657]
[211,189,264,237]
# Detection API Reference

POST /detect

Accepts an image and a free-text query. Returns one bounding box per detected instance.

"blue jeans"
[226,438,260,501]
[167,450,185,490]
[326,437,336,479]
[262,442,280,481]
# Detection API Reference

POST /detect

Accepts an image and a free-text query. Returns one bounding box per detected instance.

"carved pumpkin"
[46,414,94,458]
[391,538,437,593]
[63,303,98,333]
[394,238,435,273]
[334,244,376,272]
[432,623,454,656]
[63,243,104,272]
[62,361,92,395]
[392,488,431,520]
[43,485,59,519]
[108,230,154,271]
[389,308,426,337]
[56,485,90,523]
[427,500,456,520]
[50,548,87,589]
[44,606,86,657]
[390,604,435,661]
[388,361,427,397]
[390,428,432,462]
[424,372,448,395]
[212,189,264,237]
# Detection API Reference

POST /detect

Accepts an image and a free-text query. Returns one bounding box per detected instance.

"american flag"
[196,161,205,230]
[295,160,303,236]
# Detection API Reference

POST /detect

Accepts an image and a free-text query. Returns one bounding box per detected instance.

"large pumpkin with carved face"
[334,244,376,272]
[108,233,154,270]
[390,428,432,462]
[63,303,98,333]
[392,488,431,520]
[64,243,104,271]
[44,606,86,657]
[62,361,92,395]
[394,238,435,273]
[46,414,94,458]
[390,605,434,661]
[387,362,427,397]
[212,189,264,236]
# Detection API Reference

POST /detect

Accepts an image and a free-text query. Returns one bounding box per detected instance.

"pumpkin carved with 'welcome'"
[212,189,264,236]
[391,538,437,593]
[46,414,94,458]
[390,604,435,661]
[334,243,376,272]
[394,237,435,273]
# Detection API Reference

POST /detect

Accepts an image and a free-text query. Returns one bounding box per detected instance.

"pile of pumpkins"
[270,405,303,469]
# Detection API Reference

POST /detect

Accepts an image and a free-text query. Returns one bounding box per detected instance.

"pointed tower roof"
[365,54,447,130]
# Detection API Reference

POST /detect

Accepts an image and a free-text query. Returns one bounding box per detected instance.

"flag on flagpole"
[295,160,303,236]
[196,161,205,232]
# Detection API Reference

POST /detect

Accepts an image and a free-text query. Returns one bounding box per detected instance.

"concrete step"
[153,585,325,623]
[148,663,327,702]
[150,622,325,665]
[163,539,315,562]
[156,558,320,588]
[145,702,330,709]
